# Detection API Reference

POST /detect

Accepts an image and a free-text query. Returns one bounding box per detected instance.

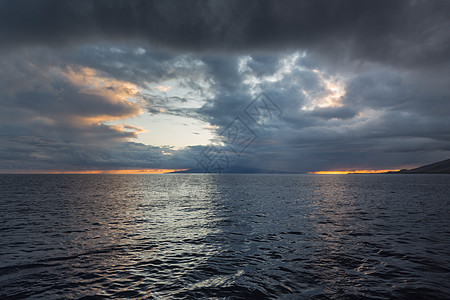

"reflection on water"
[0,174,449,298]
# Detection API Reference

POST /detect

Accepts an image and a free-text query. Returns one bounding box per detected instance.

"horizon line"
[0,168,404,175]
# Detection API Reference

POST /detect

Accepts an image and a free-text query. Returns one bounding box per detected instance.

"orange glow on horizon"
[2,169,188,175]
[308,169,401,174]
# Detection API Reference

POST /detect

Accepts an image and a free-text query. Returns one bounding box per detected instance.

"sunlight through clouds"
[301,70,346,111]
[60,66,143,106]
[240,52,304,95]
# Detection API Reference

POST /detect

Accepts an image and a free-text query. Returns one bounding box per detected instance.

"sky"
[0,0,449,174]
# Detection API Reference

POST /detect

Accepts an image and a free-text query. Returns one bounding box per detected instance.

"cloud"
[0,0,448,68]
[0,50,150,171]
[0,47,221,172]
[192,51,450,172]
[0,1,449,172]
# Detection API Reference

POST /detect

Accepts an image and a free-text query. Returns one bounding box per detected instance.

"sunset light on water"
[309,170,401,175]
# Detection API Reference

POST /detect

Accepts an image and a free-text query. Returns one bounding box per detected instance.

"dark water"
[0,174,449,299]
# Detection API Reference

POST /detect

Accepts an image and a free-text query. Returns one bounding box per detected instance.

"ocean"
[0,174,449,299]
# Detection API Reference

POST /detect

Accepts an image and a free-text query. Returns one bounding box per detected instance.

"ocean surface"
[0,174,449,299]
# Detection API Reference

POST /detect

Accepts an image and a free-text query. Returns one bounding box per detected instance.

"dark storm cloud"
[0,135,196,172]
[1,0,448,67]
[307,107,358,120]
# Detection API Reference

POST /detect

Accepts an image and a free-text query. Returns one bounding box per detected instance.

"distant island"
[385,159,450,174]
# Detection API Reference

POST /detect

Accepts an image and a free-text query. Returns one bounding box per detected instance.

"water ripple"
[0,174,449,299]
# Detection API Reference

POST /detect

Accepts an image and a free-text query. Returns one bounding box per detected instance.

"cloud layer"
[0,1,449,172]
[2,1,449,64]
